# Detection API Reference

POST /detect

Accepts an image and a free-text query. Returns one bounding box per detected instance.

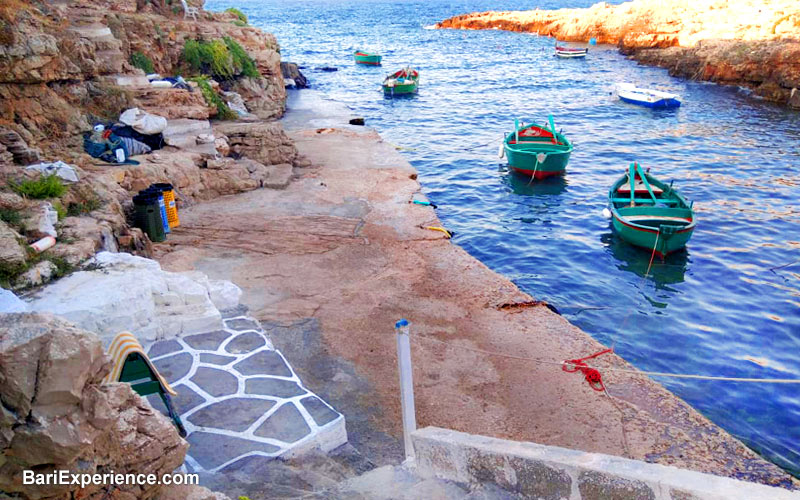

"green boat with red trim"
[501,116,573,179]
[354,50,382,65]
[608,162,696,258]
[383,67,419,95]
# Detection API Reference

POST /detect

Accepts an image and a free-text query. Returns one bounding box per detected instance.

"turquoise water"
[209,0,800,476]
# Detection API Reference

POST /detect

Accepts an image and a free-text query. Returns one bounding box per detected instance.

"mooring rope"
[410,334,800,384]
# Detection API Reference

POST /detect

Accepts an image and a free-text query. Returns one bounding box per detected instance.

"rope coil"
[562,348,614,391]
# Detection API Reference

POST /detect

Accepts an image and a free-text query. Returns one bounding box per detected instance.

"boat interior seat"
[611,197,678,205]
[616,184,664,195]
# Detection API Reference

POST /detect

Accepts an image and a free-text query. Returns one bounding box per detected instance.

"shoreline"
[154,88,797,488]
[435,0,800,108]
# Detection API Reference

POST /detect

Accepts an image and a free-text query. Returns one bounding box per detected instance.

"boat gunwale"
[504,122,574,156]
[607,171,697,235]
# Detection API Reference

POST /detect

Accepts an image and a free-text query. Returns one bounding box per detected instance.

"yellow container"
[153,183,179,228]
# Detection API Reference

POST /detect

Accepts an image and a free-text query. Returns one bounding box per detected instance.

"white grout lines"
[146,315,345,473]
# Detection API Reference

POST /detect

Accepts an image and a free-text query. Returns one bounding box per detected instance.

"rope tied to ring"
[562,348,614,392]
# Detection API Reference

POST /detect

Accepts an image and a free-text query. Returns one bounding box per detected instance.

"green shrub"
[11,175,67,199]
[0,207,22,227]
[52,201,67,221]
[225,7,247,24]
[224,37,260,78]
[182,37,260,81]
[66,197,102,217]
[130,51,155,74]
[190,77,237,120]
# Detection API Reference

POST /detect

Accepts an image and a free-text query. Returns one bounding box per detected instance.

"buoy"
[589,37,597,45]
[498,141,505,159]
[602,208,612,219]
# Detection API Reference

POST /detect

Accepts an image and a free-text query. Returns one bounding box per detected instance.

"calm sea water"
[210,0,800,475]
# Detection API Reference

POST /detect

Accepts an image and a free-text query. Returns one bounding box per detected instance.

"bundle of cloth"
[84,108,168,164]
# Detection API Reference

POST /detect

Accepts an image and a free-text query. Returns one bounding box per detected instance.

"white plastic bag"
[119,107,168,135]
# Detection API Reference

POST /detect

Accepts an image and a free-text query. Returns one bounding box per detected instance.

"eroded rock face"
[0,313,188,499]
[215,121,298,166]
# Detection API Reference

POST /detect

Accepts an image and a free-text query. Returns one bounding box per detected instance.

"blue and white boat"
[616,83,681,108]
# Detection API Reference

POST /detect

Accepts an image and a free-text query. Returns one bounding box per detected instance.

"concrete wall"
[411,427,800,500]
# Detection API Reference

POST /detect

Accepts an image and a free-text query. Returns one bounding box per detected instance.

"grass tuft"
[11,175,67,199]
[130,51,156,74]
[225,7,247,25]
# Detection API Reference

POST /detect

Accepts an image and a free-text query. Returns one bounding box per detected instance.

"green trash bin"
[133,193,166,243]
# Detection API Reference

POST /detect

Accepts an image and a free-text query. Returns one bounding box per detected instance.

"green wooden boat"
[383,68,419,95]
[354,50,382,65]
[608,162,696,258]
[501,116,573,179]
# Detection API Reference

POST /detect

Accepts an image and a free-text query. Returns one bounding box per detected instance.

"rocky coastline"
[435,0,800,107]
[1,0,799,498]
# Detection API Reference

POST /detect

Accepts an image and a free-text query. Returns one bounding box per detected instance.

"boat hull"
[555,50,587,59]
[506,148,571,178]
[354,53,382,65]
[383,82,418,94]
[611,214,694,257]
[619,95,681,109]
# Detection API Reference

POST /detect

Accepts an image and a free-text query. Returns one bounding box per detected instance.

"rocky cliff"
[0,313,219,499]
[0,0,304,290]
[436,0,800,107]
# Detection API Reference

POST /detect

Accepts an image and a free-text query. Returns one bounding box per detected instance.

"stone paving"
[145,308,347,473]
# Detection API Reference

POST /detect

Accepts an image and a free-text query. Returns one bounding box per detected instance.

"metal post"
[395,319,417,461]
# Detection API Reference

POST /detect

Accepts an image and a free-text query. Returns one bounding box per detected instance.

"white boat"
[554,45,588,58]
[616,83,681,108]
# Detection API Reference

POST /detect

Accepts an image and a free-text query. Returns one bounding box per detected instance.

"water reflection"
[503,170,568,197]
[601,231,690,287]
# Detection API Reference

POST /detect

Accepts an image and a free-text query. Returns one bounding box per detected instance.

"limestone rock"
[0,220,27,269]
[14,260,57,289]
[263,163,294,190]
[134,87,212,120]
[214,121,298,166]
[0,128,40,165]
[790,88,800,109]
[230,77,285,120]
[0,287,29,313]
[0,313,188,499]
[25,252,244,345]
[208,279,243,311]
[281,62,308,89]
[22,201,58,239]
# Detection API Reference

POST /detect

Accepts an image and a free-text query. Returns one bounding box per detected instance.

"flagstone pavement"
[145,307,347,473]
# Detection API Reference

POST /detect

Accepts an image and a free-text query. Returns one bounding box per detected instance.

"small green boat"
[502,116,573,179]
[383,68,419,95]
[354,50,382,65]
[608,162,696,258]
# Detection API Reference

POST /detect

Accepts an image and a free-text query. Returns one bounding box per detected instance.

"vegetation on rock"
[226,7,248,25]
[130,51,156,74]
[11,175,67,199]
[190,76,238,120]
[0,207,22,228]
[183,37,260,81]
[67,197,102,216]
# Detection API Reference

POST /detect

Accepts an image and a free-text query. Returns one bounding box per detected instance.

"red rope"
[562,348,614,392]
